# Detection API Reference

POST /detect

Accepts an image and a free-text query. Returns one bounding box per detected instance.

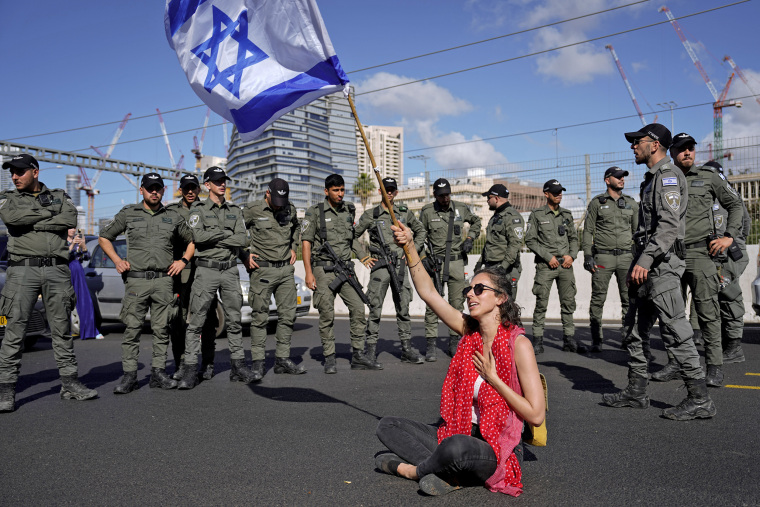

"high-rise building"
[356,125,403,182]
[226,90,359,209]
[66,174,81,207]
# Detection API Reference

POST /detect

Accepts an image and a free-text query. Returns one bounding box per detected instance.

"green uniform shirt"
[582,191,638,256]
[418,200,481,257]
[301,198,366,262]
[100,202,192,272]
[243,199,299,262]
[186,199,247,261]
[714,201,750,250]
[355,203,426,257]
[166,200,194,260]
[0,183,77,261]
[525,204,578,263]
[634,157,686,270]
[683,164,743,245]
[481,203,524,266]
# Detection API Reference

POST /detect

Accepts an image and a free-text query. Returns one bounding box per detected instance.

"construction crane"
[79,112,131,233]
[605,44,650,127]
[156,107,188,196]
[659,5,741,161]
[191,107,211,171]
[723,55,760,107]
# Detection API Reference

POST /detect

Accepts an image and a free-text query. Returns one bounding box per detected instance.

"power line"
[347,0,651,73]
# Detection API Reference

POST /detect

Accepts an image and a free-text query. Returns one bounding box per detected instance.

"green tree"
[354,172,376,210]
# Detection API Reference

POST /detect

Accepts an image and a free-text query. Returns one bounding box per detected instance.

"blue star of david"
[191,6,269,99]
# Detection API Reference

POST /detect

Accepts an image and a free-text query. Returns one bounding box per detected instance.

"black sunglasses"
[462,283,502,297]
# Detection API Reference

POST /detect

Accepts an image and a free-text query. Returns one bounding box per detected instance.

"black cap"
[703,160,723,173]
[624,123,672,149]
[203,166,230,183]
[543,179,566,194]
[482,183,509,198]
[2,153,39,170]
[670,132,697,150]
[140,173,165,188]
[433,178,451,196]
[381,177,398,191]
[268,178,289,206]
[604,166,629,179]
[179,174,200,189]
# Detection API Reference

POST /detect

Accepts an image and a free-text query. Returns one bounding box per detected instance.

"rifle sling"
[442,208,455,284]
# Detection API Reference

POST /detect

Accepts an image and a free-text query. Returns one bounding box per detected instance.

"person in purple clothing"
[67,228,102,340]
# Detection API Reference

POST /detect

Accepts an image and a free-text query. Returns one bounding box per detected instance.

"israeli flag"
[165,0,349,142]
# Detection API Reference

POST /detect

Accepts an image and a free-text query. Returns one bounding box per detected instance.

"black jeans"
[376,416,500,485]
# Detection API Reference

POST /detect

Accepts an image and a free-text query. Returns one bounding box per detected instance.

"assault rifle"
[369,223,403,305]
[320,241,371,307]
[422,238,444,296]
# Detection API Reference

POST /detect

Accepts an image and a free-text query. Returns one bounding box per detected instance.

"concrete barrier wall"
[295,245,760,323]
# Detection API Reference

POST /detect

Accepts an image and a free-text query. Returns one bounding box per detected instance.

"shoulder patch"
[719,173,727,181]
[512,218,521,223]
[662,177,678,186]
[188,213,200,228]
[664,191,681,211]
[0,197,7,210]
[398,204,408,212]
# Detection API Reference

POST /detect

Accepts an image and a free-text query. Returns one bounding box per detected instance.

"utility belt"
[313,260,338,267]
[196,258,236,270]
[9,257,66,267]
[592,247,633,256]
[685,239,710,250]
[126,270,169,279]
[436,253,462,262]
[634,237,686,261]
[255,259,289,268]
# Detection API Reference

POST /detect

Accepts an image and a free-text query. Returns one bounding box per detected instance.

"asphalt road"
[1,317,758,506]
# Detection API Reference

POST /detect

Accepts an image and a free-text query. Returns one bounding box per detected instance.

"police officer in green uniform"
[167,174,219,382]
[602,123,715,420]
[582,167,639,352]
[100,173,194,394]
[355,177,426,364]
[650,134,743,388]
[475,184,524,298]
[526,179,584,355]
[703,160,748,365]
[243,177,306,377]
[178,166,256,389]
[302,174,379,374]
[419,178,481,358]
[0,154,97,412]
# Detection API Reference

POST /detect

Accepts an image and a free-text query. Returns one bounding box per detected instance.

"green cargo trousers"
[532,263,576,338]
[425,259,466,339]
[589,253,632,337]
[365,263,412,345]
[0,264,78,383]
[184,265,243,365]
[680,249,722,366]
[623,255,703,380]
[119,275,175,372]
[170,265,217,368]
[313,265,367,356]
[718,251,749,349]
[249,264,297,361]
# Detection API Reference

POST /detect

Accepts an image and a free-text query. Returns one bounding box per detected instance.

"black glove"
[461,237,474,254]
[583,256,596,273]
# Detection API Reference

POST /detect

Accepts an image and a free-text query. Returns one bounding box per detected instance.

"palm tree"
[354,172,376,211]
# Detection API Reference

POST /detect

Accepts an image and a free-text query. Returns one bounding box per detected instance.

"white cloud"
[532,27,613,84]
[416,121,509,168]
[355,72,472,121]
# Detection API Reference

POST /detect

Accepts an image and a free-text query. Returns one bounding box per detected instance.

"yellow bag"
[522,373,548,447]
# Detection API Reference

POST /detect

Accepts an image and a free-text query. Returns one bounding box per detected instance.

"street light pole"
[657,101,677,132]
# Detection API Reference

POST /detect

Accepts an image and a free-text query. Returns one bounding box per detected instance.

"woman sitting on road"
[374,223,545,497]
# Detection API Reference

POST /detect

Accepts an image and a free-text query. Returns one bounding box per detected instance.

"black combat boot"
[425,338,438,362]
[723,342,745,364]
[273,357,306,375]
[177,364,198,390]
[250,359,265,380]
[562,335,587,354]
[149,368,178,389]
[60,374,98,401]
[602,374,649,409]
[324,354,337,374]
[113,371,138,394]
[172,361,186,381]
[590,324,603,353]
[651,359,681,382]
[532,335,544,355]
[351,348,383,370]
[705,364,724,388]
[200,362,214,381]
[400,340,424,364]
[230,359,259,383]
[662,378,716,420]
[365,343,378,363]
[448,336,460,357]
[0,382,16,413]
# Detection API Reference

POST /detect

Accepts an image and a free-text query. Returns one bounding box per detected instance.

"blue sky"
[1,0,758,221]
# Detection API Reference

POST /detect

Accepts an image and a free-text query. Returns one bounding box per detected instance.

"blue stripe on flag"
[230,55,348,136]
[167,0,208,38]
